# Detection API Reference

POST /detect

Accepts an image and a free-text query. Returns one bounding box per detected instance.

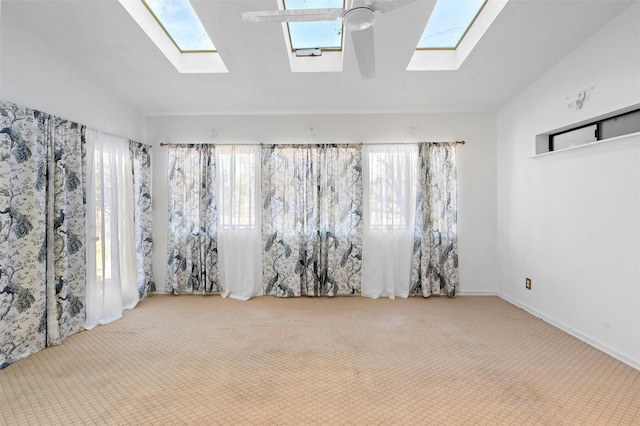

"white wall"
[496,3,640,368]
[146,112,498,296]
[0,8,145,141]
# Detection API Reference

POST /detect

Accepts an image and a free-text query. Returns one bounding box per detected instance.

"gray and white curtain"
[162,142,457,300]
[410,142,459,297]
[46,117,87,344]
[0,101,86,368]
[130,141,155,298]
[166,144,219,294]
[261,144,363,297]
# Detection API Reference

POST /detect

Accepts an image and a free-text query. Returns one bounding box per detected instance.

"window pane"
[217,148,256,229]
[600,110,640,140]
[552,124,597,151]
[367,148,417,230]
[284,0,343,50]
[143,0,215,51]
[418,0,486,49]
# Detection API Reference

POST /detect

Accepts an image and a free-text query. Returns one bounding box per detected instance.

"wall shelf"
[531,131,640,159]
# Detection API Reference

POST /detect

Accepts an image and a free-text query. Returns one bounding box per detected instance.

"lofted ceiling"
[2,0,635,116]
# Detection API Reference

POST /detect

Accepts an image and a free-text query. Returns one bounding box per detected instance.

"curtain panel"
[85,130,139,329]
[0,101,86,368]
[261,144,363,297]
[216,145,262,300]
[130,141,155,298]
[410,142,459,297]
[45,116,87,345]
[166,144,219,294]
[361,144,418,299]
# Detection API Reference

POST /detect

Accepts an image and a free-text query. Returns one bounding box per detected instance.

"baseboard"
[458,290,497,296]
[153,290,499,297]
[498,292,640,372]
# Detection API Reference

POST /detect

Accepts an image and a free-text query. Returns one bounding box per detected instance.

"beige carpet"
[1,295,640,425]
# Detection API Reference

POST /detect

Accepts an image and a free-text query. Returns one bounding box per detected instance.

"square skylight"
[417,0,487,49]
[284,0,344,50]
[142,0,215,52]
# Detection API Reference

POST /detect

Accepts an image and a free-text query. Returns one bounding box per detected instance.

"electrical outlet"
[525,278,532,290]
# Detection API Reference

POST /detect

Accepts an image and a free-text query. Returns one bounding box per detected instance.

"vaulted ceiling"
[2,0,634,115]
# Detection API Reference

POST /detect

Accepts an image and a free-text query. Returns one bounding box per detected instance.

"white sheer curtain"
[216,145,262,300]
[362,144,418,299]
[85,130,138,329]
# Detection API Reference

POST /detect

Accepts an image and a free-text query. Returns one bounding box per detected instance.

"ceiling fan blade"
[242,8,345,23]
[351,26,375,79]
[370,0,418,14]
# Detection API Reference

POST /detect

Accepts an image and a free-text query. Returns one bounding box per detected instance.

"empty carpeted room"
[1,0,640,424]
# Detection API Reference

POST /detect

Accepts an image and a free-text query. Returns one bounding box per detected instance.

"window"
[600,109,640,140]
[417,0,487,49]
[548,108,640,152]
[284,0,344,50]
[142,0,215,52]
[365,146,417,230]
[120,0,227,73]
[217,146,257,230]
[550,124,598,151]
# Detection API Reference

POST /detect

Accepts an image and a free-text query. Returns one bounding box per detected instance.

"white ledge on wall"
[532,131,640,159]
[118,0,229,74]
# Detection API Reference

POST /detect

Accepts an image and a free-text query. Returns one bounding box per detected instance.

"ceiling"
[2,0,635,116]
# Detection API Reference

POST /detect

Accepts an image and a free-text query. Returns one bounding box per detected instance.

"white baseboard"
[498,292,640,371]
[457,290,497,296]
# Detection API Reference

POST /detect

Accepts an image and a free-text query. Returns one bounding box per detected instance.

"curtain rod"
[159,142,259,147]
[159,141,465,147]
[85,127,147,147]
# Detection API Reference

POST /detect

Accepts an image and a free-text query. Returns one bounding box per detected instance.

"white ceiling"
[2,0,635,116]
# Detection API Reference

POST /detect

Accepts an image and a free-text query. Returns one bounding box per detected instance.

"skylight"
[142,0,215,52]
[417,0,486,49]
[284,0,344,50]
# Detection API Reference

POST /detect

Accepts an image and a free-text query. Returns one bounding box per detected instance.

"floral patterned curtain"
[410,142,459,297]
[0,101,86,368]
[261,144,363,297]
[130,141,155,298]
[45,116,87,345]
[166,144,219,294]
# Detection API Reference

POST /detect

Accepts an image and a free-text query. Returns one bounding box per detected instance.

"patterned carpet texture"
[2,295,640,425]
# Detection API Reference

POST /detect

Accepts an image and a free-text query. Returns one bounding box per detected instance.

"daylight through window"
[142,0,215,52]
[417,0,486,49]
[217,147,257,230]
[366,147,417,230]
[284,0,344,50]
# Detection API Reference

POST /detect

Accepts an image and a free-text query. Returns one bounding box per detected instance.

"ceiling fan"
[242,0,416,79]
